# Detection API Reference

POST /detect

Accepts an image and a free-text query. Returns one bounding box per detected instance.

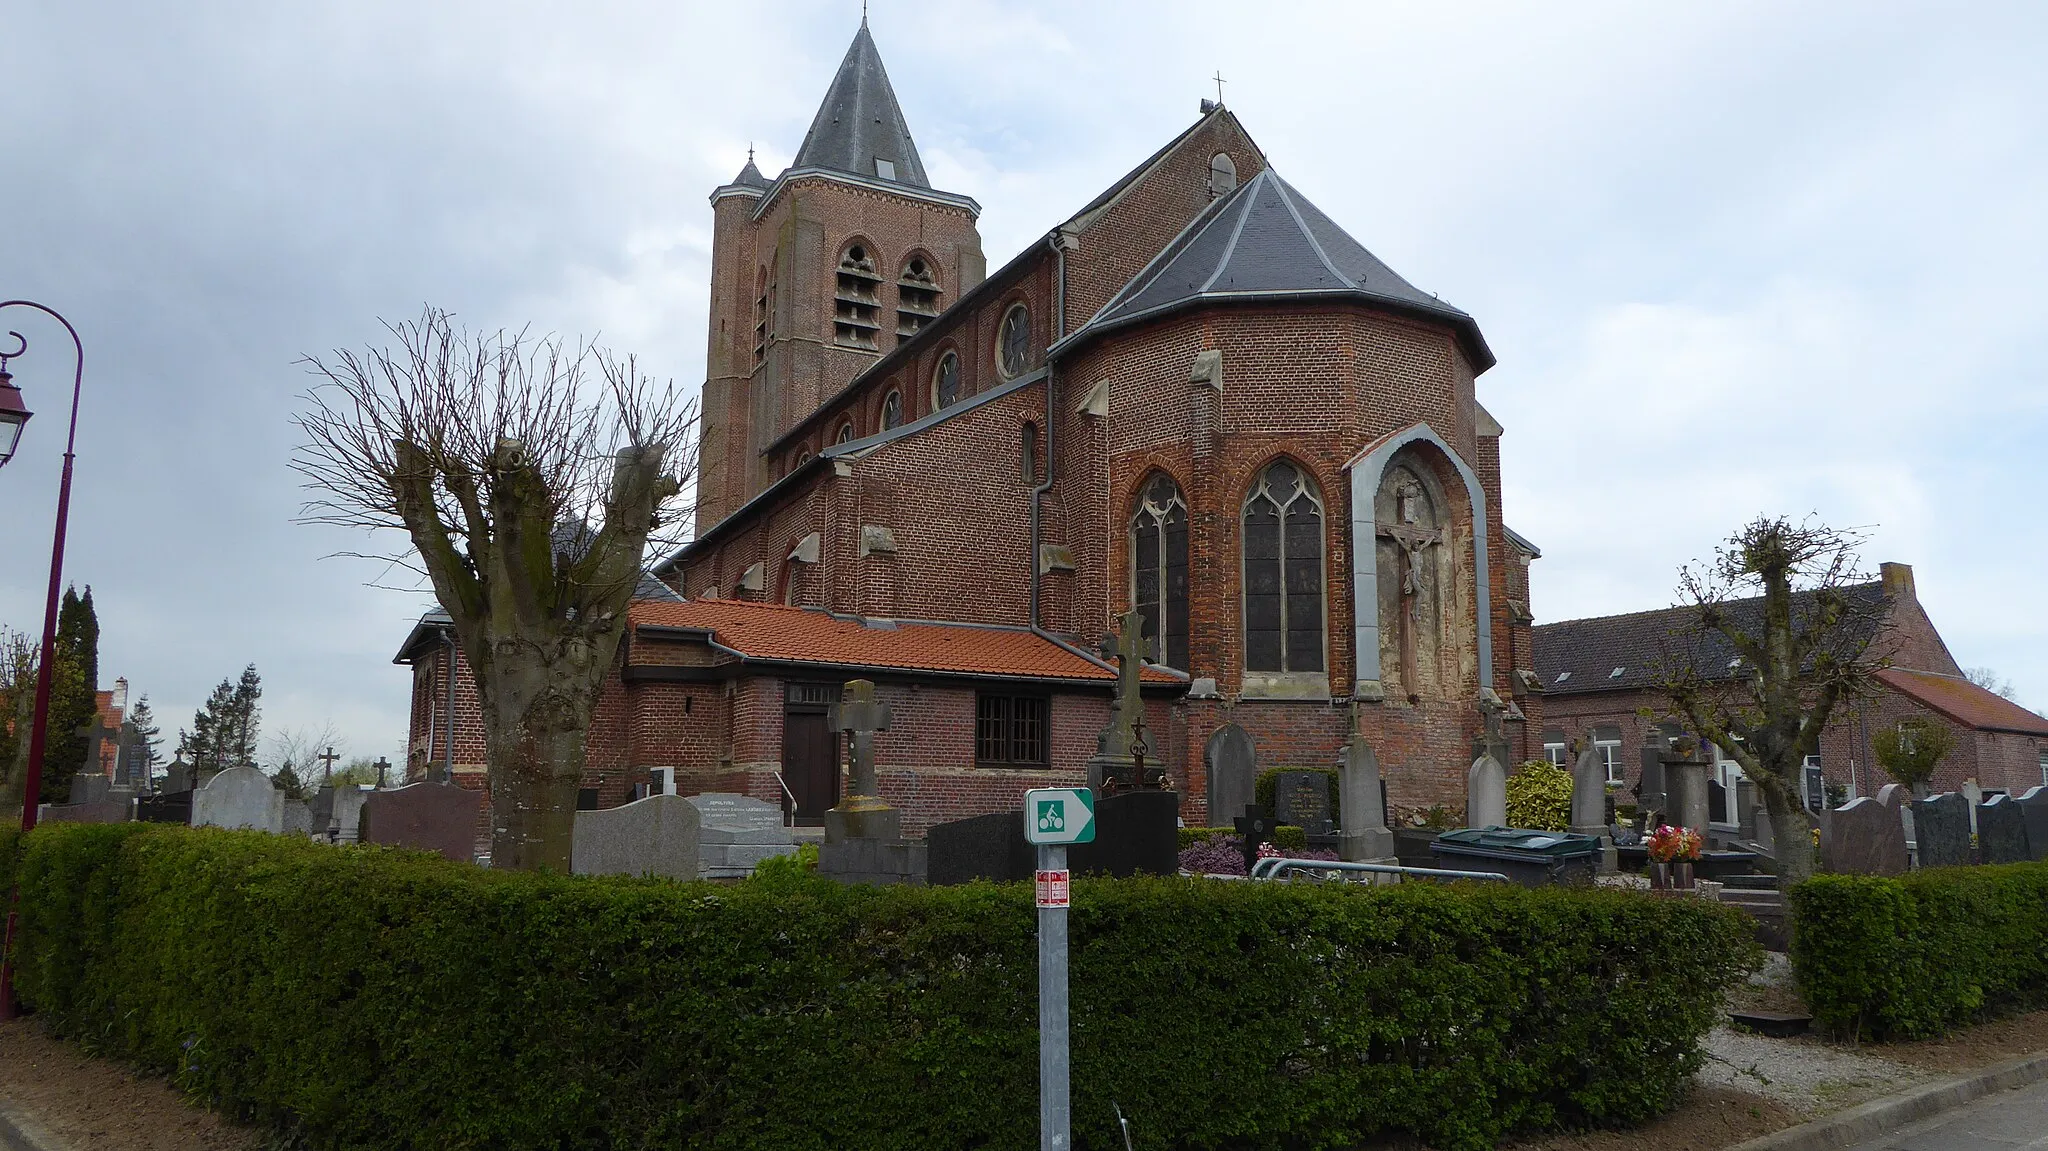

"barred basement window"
[897,255,941,344]
[933,350,960,409]
[1130,472,1189,670]
[833,242,882,350]
[976,693,1048,768]
[1241,459,1324,673]
[997,303,1031,379]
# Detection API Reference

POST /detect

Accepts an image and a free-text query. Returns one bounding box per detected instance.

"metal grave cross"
[317,746,341,784]
[829,679,892,799]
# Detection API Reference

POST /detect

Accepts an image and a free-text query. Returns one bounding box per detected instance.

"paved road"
[1844,1077,2048,1150]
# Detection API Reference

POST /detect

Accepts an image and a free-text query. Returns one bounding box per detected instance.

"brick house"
[1532,562,2048,832]
[397,23,1540,831]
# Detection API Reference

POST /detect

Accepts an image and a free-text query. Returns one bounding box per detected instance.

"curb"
[1725,1051,2048,1151]
[0,1102,64,1151]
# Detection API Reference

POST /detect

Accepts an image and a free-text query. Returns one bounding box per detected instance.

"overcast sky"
[4,1,2044,765]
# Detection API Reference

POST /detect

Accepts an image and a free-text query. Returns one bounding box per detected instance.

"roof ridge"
[1535,579,1886,630]
[1271,173,1358,290]
[1196,170,1265,293]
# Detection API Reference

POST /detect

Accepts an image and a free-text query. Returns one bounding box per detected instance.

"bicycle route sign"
[1023,787,1096,846]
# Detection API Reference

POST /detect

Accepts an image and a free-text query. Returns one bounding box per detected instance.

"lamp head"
[0,359,31,470]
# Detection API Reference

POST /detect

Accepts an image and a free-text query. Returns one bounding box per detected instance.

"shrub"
[1175,836,1337,875]
[1255,766,1341,826]
[1177,825,1307,852]
[1506,761,1573,831]
[1790,862,2048,1040]
[7,823,1757,1151]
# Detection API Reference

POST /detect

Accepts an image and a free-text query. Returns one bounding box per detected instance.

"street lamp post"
[0,299,86,1021]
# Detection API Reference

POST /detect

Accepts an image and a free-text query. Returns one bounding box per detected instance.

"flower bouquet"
[1645,824,1702,890]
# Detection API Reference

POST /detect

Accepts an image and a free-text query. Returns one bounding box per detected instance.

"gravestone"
[1233,804,1278,874]
[161,759,194,794]
[1204,724,1256,827]
[1086,607,1156,792]
[1635,743,1669,825]
[818,680,923,884]
[282,799,313,837]
[1568,740,1617,872]
[1962,779,1984,835]
[685,792,797,879]
[2016,786,2048,863]
[40,798,133,824]
[332,787,369,844]
[572,794,701,880]
[1071,789,1179,878]
[1467,754,1506,829]
[1975,794,2032,864]
[1910,792,1972,868]
[136,791,193,824]
[1735,780,1759,840]
[308,786,337,840]
[69,773,113,806]
[359,782,482,863]
[191,765,286,832]
[1665,751,1712,836]
[1336,731,1395,864]
[1819,784,1908,876]
[1272,770,1334,845]
[927,810,1032,886]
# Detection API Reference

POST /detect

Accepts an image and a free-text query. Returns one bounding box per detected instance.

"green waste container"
[1429,827,1600,887]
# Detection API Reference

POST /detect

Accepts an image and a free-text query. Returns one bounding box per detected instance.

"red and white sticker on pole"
[1034,868,1070,908]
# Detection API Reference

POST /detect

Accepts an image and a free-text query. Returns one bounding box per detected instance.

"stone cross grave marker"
[1976,793,2032,864]
[191,765,285,833]
[687,792,797,879]
[824,679,898,844]
[1272,770,1334,844]
[1234,804,1277,874]
[573,794,702,880]
[359,782,482,863]
[2016,786,2048,863]
[1820,783,1908,875]
[317,746,341,785]
[1090,606,1153,792]
[1204,723,1256,828]
[1910,792,1972,868]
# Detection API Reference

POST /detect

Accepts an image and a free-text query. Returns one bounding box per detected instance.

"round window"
[997,304,1031,379]
[934,351,960,408]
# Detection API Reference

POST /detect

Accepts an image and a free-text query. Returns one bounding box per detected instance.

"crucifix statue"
[824,678,902,843]
[1090,606,1163,793]
[1376,478,1444,699]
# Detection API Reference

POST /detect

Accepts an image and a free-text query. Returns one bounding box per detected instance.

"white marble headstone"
[191,765,286,833]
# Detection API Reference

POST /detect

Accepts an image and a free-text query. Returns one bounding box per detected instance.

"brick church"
[397,21,1541,833]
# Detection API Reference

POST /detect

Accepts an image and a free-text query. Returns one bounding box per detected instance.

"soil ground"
[0,1017,262,1151]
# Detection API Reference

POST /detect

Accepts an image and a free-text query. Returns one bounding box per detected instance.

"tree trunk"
[481,666,599,872]
[1759,774,1817,887]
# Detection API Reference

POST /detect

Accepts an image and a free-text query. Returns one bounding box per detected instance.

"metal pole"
[0,300,86,1022]
[1038,841,1070,1150]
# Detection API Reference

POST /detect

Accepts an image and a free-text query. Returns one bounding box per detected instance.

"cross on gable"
[829,679,892,735]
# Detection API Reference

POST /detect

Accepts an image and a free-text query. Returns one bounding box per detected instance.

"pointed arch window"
[1242,460,1324,673]
[933,351,960,409]
[1131,473,1190,670]
[880,389,903,431]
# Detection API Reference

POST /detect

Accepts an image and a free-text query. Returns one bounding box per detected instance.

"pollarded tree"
[1871,716,1954,799]
[294,308,697,870]
[1655,517,1892,887]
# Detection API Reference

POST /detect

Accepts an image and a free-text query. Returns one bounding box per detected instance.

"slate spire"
[792,24,930,188]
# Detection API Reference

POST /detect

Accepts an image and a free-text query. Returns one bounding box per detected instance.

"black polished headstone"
[1273,770,1334,843]
[1233,803,1278,874]
[1977,794,2032,864]
[136,791,193,824]
[1911,793,1973,868]
[926,811,1032,886]
[2016,787,2048,863]
[1071,789,1179,878]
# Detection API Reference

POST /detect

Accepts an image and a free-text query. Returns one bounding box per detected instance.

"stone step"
[1719,874,1782,891]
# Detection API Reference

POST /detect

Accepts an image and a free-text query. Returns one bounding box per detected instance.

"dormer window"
[875,158,896,180]
[1554,671,1571,684]
[1609,667,1625,679]
[834,242,882,351]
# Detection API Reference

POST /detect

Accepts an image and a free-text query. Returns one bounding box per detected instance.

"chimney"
[111,676,129,711]
[1880,562,1915,600]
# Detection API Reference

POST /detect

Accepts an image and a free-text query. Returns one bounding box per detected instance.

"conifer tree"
[225,665,262,769]
[126,694,163,785]
[40,586,101,803]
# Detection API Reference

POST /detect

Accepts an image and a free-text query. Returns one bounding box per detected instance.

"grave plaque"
[1204,724,1256,828]
[359,782,482,863]
[927,810,1032,886]
[2016,786,2048,863]
[191,766,286,833]
[685,792,797,879]
[1976,794,2032,865]
[1069,789,1177,878]
[283,800,314,837]
[572,794,701,880]
[1819,784,1908,876]
[136,791,194,824]
[1910,792,1972,868]
[1272,771,1334,841]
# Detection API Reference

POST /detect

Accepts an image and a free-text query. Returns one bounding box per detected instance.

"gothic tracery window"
[880,389,903,431]
[997,303,1031,379]
[1130,473,1190,670]
[1242,460,1324,674]
[933,350,960,409]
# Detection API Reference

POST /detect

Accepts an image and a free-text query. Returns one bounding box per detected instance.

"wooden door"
[782,683,840,824]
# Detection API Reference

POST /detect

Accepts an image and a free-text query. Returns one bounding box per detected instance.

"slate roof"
[1532,582,1890,696]
[1876,668,2048,737]
[1063,168,1494,370]
[629,599,1183,685]
[791,24,929,188]
[730,156,769,190]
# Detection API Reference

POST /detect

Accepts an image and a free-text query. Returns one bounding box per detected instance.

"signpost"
[1024,787,1095,1150]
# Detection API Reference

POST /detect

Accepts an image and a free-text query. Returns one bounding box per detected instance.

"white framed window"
[2039,747,2047,786]
[1594,726,1623,785]
[1542,731,1567,767]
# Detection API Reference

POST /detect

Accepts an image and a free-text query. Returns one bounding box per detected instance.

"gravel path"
[1699,1027,1922,1116]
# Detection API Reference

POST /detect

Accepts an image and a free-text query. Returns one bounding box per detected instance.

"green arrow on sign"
[1023,787,1096,845]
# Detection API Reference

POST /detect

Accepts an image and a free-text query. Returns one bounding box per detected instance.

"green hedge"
[1176,825,1308,851]
[1790,862,2048,1041]
[2,823,1758,1151]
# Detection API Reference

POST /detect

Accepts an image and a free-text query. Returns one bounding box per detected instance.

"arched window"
[897,254,941,345]
[880,389,903,431]
[753,266,769,366]
[833,241,882,350]
[1208,152,1238,196]
[1242,460,1324,673]
[997,303,1031,379]
[1131,473,1190,670]
[1021,422,1040,483]
[836,422,855,444]
[795,448,813,468]
[933,350,960,409]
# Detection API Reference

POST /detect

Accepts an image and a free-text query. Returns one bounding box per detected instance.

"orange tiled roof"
[629,599,1183,684]
[1876,668,2048,737]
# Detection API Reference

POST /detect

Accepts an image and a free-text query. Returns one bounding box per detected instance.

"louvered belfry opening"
[834,243,882,350]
